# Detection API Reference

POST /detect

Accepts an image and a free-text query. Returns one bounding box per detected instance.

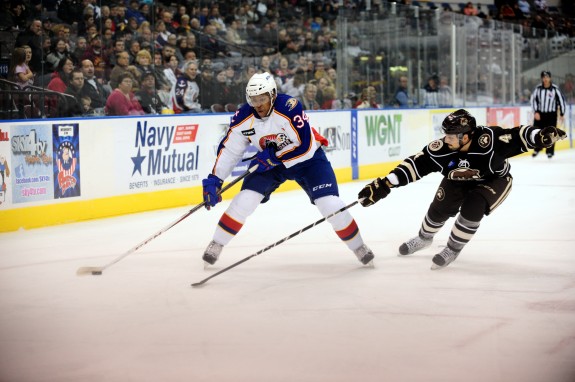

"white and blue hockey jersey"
[211,94,327,180]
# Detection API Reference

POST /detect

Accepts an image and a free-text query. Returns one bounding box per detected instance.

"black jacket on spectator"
[81,79,108,109]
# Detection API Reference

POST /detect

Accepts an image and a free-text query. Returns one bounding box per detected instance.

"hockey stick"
[76,164,258,276]
[191,200,360,287]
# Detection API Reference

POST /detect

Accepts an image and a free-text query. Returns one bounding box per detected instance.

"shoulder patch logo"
[242,128,255,136]
[285,98,298,111]
[429,139,443,151]
[478,133,491,148]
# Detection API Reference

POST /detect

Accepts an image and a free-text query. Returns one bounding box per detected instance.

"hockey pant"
[418,176,513,252]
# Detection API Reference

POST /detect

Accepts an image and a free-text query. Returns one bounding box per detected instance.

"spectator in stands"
[299,82,321,110]
[135,71,167,114]
[316,76,330,106]
[80,59,108,111]
[82,34,107,82]
[208,5,226,32]
[355,86,379,109]
[274,56,293,85]
[62,68,86,117]
[8,47,34,89]
[176,14,192,35]
[184,34,200,59]
[107,39,127,68]
[173,60,202,113]
[161,10,177,35]
[281,68,306,98]
[47,56,74,93]
[42,17,55,39]
[72,36,88,64]
[16,19,43,73]
[392,75,410,107]
[154,20,171,47]
[259,55,273,74]
[152,51,173,107]
[320,85,337,109]
[422,75,439,107]
[463,2,478,16]
[209,69,236,107]
[81,95,94,115]
[53,24,74,52]
[438,75,453,107]
[200,24,228,59]
[105,73,144,116]
[225,19,246,46]
[125,0,146,26]
[128,40,141,64]
[160,45,177,64]
[199,66,216,110]
[109,51,140,91]
[162,55,180,91]
[134,49,153,77]
[46,38,71,71]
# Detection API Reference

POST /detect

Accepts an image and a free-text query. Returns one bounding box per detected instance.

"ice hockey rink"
[1,149,575,382]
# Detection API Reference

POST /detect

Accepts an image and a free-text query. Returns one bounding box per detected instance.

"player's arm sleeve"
[512,124,543,154]
[388,146,441,187]
[211,123,250,180]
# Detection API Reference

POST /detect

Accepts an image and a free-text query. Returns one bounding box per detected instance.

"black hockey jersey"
[390,125,541,186]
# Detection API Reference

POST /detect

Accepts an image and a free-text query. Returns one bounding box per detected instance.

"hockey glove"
[202,174,224,210]
[358,177,392,207]
[250,144,281,173]
[535,126,566,148]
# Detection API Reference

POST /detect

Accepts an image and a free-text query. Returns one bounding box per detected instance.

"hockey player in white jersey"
[201,72,375,266]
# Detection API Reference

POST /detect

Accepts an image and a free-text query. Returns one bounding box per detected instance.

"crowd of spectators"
[3,0,575,117]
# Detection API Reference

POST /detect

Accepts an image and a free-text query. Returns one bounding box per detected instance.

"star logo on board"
[131,148,146,176]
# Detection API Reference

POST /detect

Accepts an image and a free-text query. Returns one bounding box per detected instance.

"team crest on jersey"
[242,128,255,136]
[429,139,443,151]
[478,133,490,148]
[436,187,445,201]
[448,167,481,180]
[285,98,298,111]
[258,133,293,150]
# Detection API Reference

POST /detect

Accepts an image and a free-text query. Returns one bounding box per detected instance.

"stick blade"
[76,267,105,276]
[191,280,208,287]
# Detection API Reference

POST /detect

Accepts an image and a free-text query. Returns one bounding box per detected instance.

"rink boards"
[0,106,572,232]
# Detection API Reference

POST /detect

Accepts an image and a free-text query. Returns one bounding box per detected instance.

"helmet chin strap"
[263,94,276,117]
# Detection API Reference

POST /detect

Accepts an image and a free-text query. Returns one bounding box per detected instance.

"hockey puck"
[92,271,103,275]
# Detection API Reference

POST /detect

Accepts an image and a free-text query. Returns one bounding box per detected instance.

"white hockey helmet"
[245,72,277,107]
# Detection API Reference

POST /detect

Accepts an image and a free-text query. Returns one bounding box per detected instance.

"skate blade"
[364,260,375,268]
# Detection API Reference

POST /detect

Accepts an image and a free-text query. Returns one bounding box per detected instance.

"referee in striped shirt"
[530,70,566,158]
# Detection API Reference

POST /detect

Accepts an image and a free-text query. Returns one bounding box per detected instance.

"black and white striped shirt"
[530,83,566,115]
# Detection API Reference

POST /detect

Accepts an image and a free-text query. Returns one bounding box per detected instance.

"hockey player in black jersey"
[358,109,566,270]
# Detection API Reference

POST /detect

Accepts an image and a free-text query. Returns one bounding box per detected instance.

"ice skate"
[203,240,223,268]
[354,244,375,266]
[431,246,460,270]
[398,235,432,256]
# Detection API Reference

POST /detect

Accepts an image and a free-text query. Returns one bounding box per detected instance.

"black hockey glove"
[535,126,567,148]
[358,177,392,207]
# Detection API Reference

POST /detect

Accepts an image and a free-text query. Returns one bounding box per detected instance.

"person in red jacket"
[47,56,75,93]
[105,72,145,116]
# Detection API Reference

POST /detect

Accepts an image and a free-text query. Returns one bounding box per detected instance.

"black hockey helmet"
[441,109,476,135]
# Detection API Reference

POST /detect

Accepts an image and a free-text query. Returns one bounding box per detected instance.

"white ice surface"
[1,150,575,382]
